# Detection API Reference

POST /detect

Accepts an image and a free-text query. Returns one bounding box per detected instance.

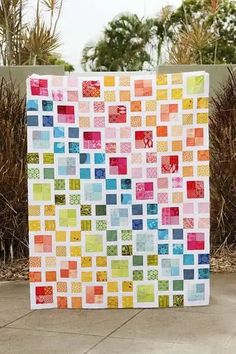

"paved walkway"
[0,273,235,354]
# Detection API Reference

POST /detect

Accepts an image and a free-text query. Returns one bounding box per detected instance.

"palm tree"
[81,13,153,71]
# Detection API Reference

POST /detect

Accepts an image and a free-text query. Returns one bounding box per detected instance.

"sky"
[28,0,182,70]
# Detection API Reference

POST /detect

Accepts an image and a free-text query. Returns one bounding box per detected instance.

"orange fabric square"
[157,126,168,137]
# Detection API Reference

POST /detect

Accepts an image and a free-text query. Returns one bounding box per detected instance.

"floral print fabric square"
[27,72,210,309]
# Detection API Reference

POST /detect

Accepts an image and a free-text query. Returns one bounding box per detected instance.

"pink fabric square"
[94,101,105,113]
[147,167,157,178]
[120,127,131,138]
[183,203,194,214]
[79,102,90,113]
[105,128,116,139]
[158,193,168,203]
[52,76,63,87]
[146,152,157,164]
[132,168,142,178]
[157,177,168,189]
[121,142,131,153]
[67,76,78,87]
[183,218,194,229]
[106,143,116,153]
[198,203,209,213]
[136,182,154,200]
[198,218,210,228]
[94,117,105,127]
[52,90,64,101]
[172,177,183,188]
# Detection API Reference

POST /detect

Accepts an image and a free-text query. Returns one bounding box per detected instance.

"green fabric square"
[86,234,103,252]
[54,179,65,190]
[158,280,169,291]
[133,255,143,266]
[147,269,158,280]
[27,153,39,164]
[28,168,40,179]
[121,230,132,241]
[81,220,91,231]
[122,245,133,256]
[107,245,117,256]
[96,205,106,216]
[69,179,80,190]
[173,280,183,291]
[173,294,184,307]
[133,270,143,281]
[106,230,117,242]
[159,295,169,307]
[81,205,92,216]
[59,209,76,227]
[187,75,204,94]
[33,183,51,201]
[137,285,154,303]
[43,153,54,164]
[96,220,107,231]
[55,194,66,205]
[44,168,54,179]
[111,260,129,278]
[69,194,80,205]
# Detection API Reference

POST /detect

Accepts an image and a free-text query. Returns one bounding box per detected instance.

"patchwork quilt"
[27,72,210,309]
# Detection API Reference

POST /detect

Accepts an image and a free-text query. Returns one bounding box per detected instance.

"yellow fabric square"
[45,220,55,231]
[81,272,92,282]
[96,271,107,282]
[104,91,116,102]
[156,74,167,85]
[172,192,183,203]
[120,90,130,101]
[145,100,156,111]
[198,165,209,176]
[147,255,158,266]
[107,281,118,292]
[172,88,182,99]
[44,205,55,216]
[172,141,182,151]
[70,231,81,242]
[43,153,54,164]
[57,282,67,292]
[79,117,90,128]
[28,205,40,216]
[183,166,193,177]
[70,246,81,257]
[56,231,66,242]
[29,220,40,231]
[96,257,107,267]
[146,115,156,126]
[104,76,115,86]
[122,296,133,308]
[56,246,67,257]
[183,114,193,125]
[69,179,80,190]
[157,141,168,152]
[71,282,81,293]
[131,116,142,127]
[197,113,208,124]
[183,151,193,162]
[81,257,92,267]
[157,89,167,100]
[172,125,182,137]
[172,73,183,84]
[122,281,133,292]
[197,97,208,109]
[182,98,193,110]
[119,75,130,86]
[108,296,118,308]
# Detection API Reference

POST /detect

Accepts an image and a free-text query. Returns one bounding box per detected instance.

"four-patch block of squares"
[27,72,210,309]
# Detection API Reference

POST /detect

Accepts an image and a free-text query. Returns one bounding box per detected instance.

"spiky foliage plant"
[0,78,27,262]
[210,68,236,251]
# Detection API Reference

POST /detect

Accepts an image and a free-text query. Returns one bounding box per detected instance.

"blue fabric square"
[42,100,53,111]
[158,229,168,240]
[121,194,132,204]
[54,142,65,153]
[80,153,90,164]
[198,254,209,265]
[132,204,143,215]
[158,244,169,255]
[43,115,53,127]
[95,168,106,179]
[69,142,80,153]
[68,128,79,138]
[106,194,117,205]
[173,229,183,240]
[198,268,210,279]
[121,179,131,189]
[27,115,38,126]
[132,219,143,230]
[184,269,194,279]
[106,179,117,190]
[183,254,194,265]
[54,127,64,138]
[80,168,91,179]
[147,219,158,230]
[27,100,38,111]
[173,244,183,255]
[147,204,158,215]
[95,153,105,164]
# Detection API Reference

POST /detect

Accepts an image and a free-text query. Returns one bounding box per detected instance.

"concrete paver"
[0,273,235,354]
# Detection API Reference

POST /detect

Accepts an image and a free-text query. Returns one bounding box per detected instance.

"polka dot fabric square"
[27,72,210,309]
